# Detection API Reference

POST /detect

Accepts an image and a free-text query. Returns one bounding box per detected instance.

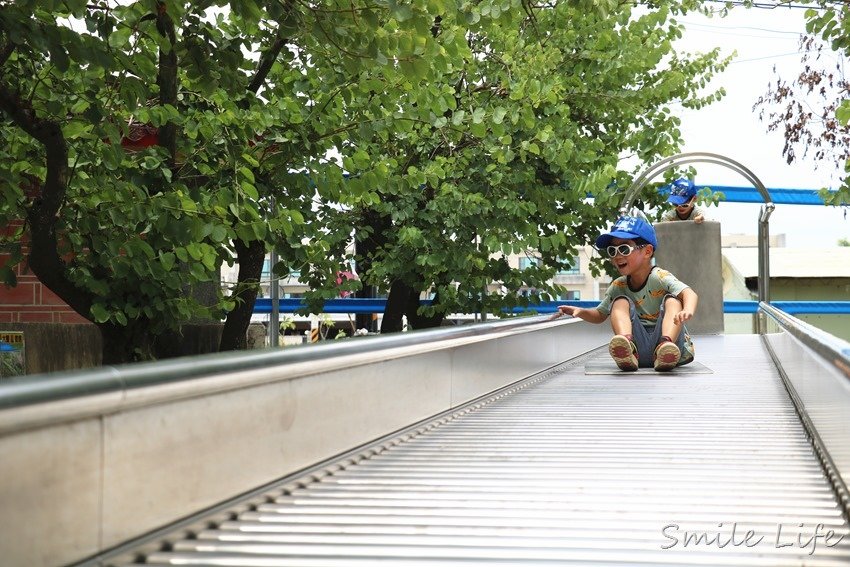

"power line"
[700,0,841,9]
[732,51,808,63]
[682,20,803,37]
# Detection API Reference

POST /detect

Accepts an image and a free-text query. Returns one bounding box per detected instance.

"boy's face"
[674,197,696,215]
[608,237,652,276]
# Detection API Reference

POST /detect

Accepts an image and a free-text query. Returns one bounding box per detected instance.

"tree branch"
[0,83,65,216]
[0,80,94,318]
[248,34,286,95]
[0,41,15,67]
[155,1,178,164]
[247,0,295,96]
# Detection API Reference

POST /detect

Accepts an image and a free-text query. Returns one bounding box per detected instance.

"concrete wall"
[0,323,101,376]
[654,220,724,335]
[0,317,608,567]
[0,323,229,377]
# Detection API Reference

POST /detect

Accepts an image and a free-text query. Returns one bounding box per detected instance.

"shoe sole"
[654,342,681,371]
[609,335,638,371]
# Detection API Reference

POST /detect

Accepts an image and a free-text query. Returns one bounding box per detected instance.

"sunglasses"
[604,243,648,258]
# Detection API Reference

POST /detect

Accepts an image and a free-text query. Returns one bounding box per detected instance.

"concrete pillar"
[653,220,724,335]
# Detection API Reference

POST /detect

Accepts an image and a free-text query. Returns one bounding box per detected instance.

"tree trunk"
[155,2,178,164]
[0,78,112,356]
[220,239,265,351]
[406,288,444,330]
[381,280,444,333]
[215,17,290,348]
[100,322,153,365]
[354,208,391,331]
[380,279,409,333]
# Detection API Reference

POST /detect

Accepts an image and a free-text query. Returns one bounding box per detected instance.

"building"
[722,247,850,341]
[722,233,787,248]
[506,245,611,301]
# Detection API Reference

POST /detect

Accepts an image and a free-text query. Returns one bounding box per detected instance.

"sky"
[669,3,850,247]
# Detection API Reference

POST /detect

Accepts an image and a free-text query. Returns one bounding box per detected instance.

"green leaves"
[327,0,727,319]
[90,303,111,324]
[0,0,725,356]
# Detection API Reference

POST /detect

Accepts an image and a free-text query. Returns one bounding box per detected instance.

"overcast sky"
[670,4,850,247]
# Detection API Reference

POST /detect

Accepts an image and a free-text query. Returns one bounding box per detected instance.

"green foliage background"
[0,0,728,360]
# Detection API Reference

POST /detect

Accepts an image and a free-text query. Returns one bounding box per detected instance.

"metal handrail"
[0,315,556,412]
[622,152,774,309]
[760,301,850,379]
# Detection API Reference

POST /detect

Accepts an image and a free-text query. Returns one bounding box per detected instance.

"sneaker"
[654,341,681,372]
[609,335,638,371]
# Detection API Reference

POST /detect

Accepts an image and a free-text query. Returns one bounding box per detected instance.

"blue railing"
[254,298,850,315]
[723,301,850,315]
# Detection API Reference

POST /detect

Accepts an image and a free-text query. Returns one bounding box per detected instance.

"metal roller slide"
[113,335,849,567]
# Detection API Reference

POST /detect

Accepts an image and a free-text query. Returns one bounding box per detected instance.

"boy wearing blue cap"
[551,216,697,371]
[661,178,707,223]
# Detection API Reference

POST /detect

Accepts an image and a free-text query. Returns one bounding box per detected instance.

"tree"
[330,0,729,331]
[753,2,850,206]
[0,0,729,362]
[0,0,481,361]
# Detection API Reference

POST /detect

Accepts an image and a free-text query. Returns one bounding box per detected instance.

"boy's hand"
[675,310,694,324]
[693,214,705,224]
[549,305,579,320]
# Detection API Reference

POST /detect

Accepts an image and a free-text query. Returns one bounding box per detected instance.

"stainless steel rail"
[0,316,557,413]
[761,302,850,380]
[761,302,850,526]
[1,315,611,567]
[103,335,850,567]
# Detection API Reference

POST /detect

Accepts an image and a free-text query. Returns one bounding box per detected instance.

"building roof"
[722,247,850,279]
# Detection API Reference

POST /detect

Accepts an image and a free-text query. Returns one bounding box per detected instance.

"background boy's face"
[608,237,652,275]
[674,197,696,214]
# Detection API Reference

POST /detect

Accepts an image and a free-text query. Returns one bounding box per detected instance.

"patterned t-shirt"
[596,266,689,328]
[661,204,708,222]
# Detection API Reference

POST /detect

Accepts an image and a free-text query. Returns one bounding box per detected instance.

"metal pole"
[757,203,774,304]
[269,248,279,347]
[268,196,279,347]
[756,203,775,334]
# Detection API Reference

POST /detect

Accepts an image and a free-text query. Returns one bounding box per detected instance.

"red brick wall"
[0,220,91,325]
[0,276,90,324]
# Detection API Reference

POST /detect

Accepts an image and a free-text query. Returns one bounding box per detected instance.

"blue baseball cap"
[667,178,697,206]
[595,216,658,250]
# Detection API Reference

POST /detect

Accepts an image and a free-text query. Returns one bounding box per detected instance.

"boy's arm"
[550,305,608,324]
[675,287,698,324]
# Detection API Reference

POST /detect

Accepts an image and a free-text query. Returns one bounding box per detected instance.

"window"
[557,256,580,275]
[560,290,581,301]
[519,256,541,270]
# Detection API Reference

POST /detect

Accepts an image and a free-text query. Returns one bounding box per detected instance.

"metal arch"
[620,152,775,313]
[620,152,771,213]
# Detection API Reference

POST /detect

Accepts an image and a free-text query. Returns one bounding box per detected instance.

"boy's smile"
[674,198,695,217]
[609,237,653,284]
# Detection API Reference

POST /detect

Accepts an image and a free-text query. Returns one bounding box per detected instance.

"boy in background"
[551,216,697,371]
[661,178,707,223]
